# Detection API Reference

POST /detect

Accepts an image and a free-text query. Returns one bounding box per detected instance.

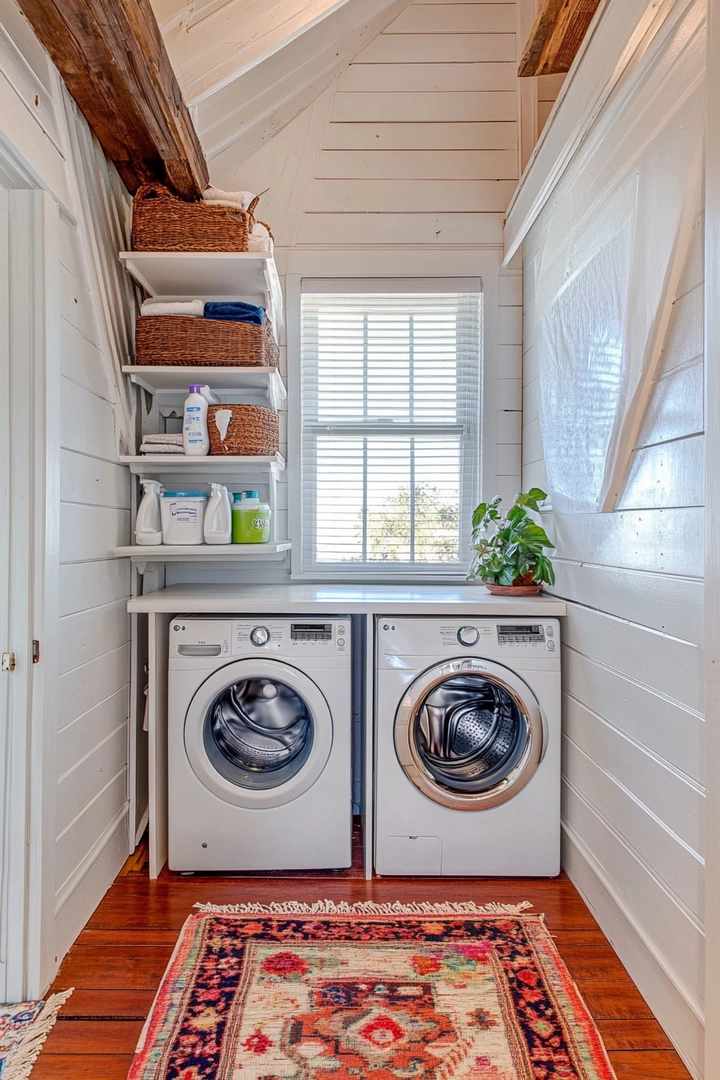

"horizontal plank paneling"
[323,121,517,151]
[658,285,703,377]
[60,450,131,509]
[59,560,131,618]
[551,561,703,643]
[638,360,704,447]
[57,644,132,731]
[496,442,521,476]
[60,318,113,398]
[549,507,704,576]
[55,772,129,897]
[563,699,704,861]
[315,149,517,180]
[497,378,522,411]
[56,725,128,834]
[60,504,131,563]
[496,409,521,444]
[357,32,516,63]
[330,91,517,123]
[564,733,703,920]
[562,785,705,1008]
[498,344,522,379]
[59,376,117,460]
[522,415,543,464]
[60,264,99,346]
[617,435,704,510]
[498,305,522,344]
[385,4,516,33]
[562,647,704,785]
[58,601,130,676]
[562,603,700,711]
[339,61,517,93]
[296,212,504,246]
[58,687,130,777]
[304,178,517,213]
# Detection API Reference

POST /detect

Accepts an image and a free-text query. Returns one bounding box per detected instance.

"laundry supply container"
[231,490,271,543]
[161,492,208,545]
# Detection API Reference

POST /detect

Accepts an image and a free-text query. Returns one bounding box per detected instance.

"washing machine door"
[395,658,545,811]
[184,658,333,809]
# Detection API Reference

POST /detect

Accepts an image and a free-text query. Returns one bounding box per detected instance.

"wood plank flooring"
[37,837,692,1079]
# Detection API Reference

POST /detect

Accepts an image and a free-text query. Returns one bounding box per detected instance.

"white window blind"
[300,289,481,576]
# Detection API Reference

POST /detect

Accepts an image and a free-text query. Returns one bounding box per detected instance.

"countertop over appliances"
[127,583,567,616]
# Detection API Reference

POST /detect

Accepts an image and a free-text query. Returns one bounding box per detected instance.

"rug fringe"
[194,899,533,916]
[1,988,74,1080]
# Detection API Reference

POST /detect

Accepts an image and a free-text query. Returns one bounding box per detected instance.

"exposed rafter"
[15,0,208,198]
[518,0,602,78]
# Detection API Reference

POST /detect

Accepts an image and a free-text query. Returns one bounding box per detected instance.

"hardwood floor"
[37,836,692,1079]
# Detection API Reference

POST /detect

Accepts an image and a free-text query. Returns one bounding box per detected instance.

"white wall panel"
[323,121,517,151]
[330,91,517,123]
[59,560,131,618]
[58,600,130,677]
[55,725,128,835]
[56,645,132,731]
[562,733,704,917]
[563,647,704,786]
[520,3,707,1061]
[385,3,516,33]
[552,560,703,644]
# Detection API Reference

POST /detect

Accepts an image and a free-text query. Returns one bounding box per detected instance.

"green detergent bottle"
[232,490,271,544]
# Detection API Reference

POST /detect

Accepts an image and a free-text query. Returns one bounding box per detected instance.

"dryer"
[168,616,352,871]
[374,617,561,876]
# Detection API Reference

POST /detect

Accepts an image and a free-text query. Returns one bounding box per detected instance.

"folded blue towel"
[204,301,265,326]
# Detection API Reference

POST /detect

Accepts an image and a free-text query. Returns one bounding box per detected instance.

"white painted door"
[0,184,9,1003]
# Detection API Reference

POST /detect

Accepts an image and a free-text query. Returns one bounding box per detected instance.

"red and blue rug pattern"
[128,900,616,1080]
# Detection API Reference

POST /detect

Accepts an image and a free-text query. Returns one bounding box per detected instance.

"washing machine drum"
[395,660,545,811]
[204,676,314,792]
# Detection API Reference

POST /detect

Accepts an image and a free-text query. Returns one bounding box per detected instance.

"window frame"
[289,277,484,582]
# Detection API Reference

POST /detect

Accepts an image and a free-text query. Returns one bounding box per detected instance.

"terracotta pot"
[484,583,543,596]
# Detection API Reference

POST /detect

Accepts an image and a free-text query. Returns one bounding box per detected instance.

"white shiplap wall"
[176,0,524,588]
[55,220,132,958]
[522,54,706,1080]
[0,2,132,985]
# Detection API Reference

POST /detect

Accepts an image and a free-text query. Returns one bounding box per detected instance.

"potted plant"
[467,488,555,594]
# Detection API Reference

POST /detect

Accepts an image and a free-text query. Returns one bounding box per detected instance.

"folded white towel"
[203,186,256,211]
[140,443,185,455]
[140,299,205,317]
[247,234,274,253]
[141,433,183,445]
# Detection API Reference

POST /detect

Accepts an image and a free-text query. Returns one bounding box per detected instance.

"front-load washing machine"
[168,616,352,871]
[375,617,561,876]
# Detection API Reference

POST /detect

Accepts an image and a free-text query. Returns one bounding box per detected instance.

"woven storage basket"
[134,316,279,367]
[132,182,260,252]
[208,404,279,456]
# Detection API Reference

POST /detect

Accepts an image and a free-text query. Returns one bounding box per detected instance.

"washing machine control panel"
[233,620,349,653]
[377,618,559,658]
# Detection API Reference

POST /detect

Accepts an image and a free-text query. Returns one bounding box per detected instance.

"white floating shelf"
[122,365,286,408]
[114,542,292,570]
[118,251,283,337]
[120,454,286,476]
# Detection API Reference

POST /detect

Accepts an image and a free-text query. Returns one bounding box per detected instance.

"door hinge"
[1,652,16,672]
[32,640,40,664]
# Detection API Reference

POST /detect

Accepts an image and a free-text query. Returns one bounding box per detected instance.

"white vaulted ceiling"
[151,0,414,167]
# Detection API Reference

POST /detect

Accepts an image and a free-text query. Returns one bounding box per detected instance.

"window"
[299,283,481,577]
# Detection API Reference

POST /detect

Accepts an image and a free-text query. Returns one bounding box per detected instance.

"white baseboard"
[562,824,705,1080]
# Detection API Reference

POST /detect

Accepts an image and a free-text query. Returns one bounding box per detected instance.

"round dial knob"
[457,625,479,647]
[250,626,270,647]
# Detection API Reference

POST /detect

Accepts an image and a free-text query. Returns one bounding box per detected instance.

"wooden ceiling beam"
[518,0,602,78]
[14,0,209,198]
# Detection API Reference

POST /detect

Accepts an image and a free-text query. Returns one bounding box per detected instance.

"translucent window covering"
[300,292,481,574]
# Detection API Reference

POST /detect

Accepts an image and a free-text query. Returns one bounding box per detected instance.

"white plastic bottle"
[204,483,232,544]
[183,384,210,456]
[135,480,163,545]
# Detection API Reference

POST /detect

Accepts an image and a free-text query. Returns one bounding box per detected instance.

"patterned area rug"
[0,989,73,1079]
[128,901,616,1080]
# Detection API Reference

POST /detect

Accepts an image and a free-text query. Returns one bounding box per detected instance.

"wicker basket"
[208,404,279,456]
[134,316,279,367]
[131,182,260,252]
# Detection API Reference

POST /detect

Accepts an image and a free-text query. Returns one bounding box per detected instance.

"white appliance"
[375,617,561,876]
[168,616,352,871]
